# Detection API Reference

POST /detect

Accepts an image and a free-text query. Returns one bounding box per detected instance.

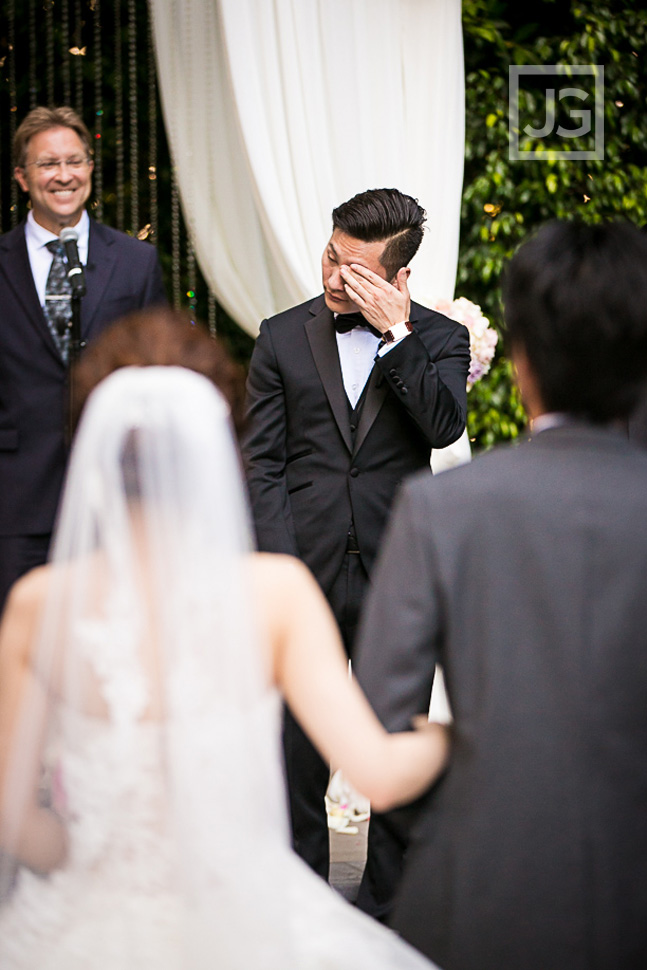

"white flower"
[431,297,498,390]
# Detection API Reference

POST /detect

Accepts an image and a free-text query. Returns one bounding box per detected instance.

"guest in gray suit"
[354,220,647,970]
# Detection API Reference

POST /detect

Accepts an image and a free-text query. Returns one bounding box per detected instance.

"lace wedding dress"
[0,664,435,968]
[0,702,435,969]
[0,367,438,970]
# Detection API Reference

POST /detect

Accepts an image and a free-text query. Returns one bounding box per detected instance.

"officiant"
[0,105,166,615]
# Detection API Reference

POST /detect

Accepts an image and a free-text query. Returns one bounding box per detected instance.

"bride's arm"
[0,571,68,873]
[253,554,448,812]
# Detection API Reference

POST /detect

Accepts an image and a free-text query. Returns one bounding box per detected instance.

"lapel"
[353,303,426,455]
[305,297,353,453]
[353,300,423,455]
[354,365,389,455]
[82,220,118,337]
[0,221,63,363]
[305,295,403,457]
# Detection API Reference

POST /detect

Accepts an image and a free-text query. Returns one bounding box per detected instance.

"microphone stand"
[59,227,87,446]
[65,287,86,448]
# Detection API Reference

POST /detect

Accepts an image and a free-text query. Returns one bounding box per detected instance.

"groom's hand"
[340,263,411,334]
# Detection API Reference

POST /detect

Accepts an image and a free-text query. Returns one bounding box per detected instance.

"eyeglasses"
[25,156,91,174]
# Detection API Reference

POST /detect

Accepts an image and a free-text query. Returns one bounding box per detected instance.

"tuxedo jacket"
[242,294,470,594]
[0,218,166,536]
[354,424,647,970]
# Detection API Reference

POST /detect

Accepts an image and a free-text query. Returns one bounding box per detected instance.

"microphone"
[59,227,87,297]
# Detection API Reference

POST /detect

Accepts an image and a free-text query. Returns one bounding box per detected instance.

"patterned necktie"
[43,239,72,363]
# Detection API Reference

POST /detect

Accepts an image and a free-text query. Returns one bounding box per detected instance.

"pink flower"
[431,297,498,390]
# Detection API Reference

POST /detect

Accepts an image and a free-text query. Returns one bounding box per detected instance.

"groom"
[242,187,470,913]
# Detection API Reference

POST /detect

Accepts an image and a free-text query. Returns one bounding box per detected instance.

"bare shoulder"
[4,565,51,614]
[250,552,313,586]
[248,553,321,623]
[0,565,52,663]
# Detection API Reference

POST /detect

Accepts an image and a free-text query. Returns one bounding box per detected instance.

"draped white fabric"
[150,0,465,337]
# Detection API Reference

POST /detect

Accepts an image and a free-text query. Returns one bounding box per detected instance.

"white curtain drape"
[150,0,465,337]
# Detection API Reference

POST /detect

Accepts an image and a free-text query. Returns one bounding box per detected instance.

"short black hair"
[503,219,647,422]
[332,188,426,279]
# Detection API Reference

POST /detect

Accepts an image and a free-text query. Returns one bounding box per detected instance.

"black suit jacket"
[242,294,470,593]
[0,218,166,536]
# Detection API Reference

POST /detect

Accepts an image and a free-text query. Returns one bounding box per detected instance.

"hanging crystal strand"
[92,0,103,222]
[187,240,197,318]
[8,0,18,228]
[45,0,55,107]
[61,0,71,106]
[0,4,9,233]
[114,0,124,231]
[208,291,218,337]
[74,0,84,114]
[127,0,139,234]
[171,168,181,309]
[147,11,158,245]
[28,0,38,109]
[177,0,198,320]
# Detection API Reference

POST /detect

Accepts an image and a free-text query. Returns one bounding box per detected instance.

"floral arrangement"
[431,297,498,390]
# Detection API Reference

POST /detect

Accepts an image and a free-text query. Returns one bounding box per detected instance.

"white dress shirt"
[335,318,408,408]
[24,209,90,309]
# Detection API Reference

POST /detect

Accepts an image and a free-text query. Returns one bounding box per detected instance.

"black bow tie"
[334,313,381,339]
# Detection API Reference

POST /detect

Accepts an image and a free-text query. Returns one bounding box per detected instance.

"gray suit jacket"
[354,423,647,970]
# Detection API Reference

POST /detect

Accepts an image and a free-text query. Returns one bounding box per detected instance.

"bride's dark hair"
[71,307,247,435]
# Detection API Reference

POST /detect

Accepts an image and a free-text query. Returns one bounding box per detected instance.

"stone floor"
[328,819,368,902]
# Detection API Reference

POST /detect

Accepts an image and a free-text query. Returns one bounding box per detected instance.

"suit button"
[389,368,397,377]
[400,387,408,395]
[350,424,357,433]
[350,467,359,477]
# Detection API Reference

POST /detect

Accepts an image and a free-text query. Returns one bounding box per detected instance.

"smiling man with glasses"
[14,113,94,236]
[0,106,167,616]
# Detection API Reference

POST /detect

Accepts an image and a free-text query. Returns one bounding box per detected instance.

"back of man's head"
[332,188,426,279]
[503,219,647,423]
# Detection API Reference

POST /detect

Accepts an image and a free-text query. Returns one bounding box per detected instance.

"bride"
[0,365,446,969]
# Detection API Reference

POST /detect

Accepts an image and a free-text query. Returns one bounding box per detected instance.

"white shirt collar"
[25,208,90,251]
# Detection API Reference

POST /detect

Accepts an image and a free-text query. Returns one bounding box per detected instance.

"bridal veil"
[0,366,437,969]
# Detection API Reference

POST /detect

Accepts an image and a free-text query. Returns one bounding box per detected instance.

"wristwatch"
[381,320,413,343]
